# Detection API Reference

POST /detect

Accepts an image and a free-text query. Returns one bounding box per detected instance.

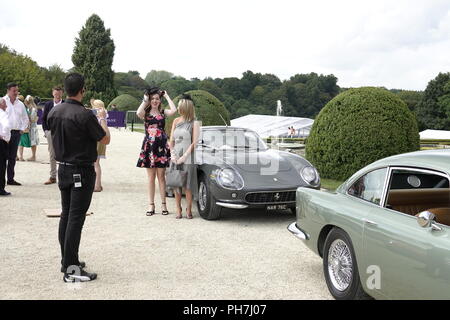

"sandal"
[186,209,193,219]
[161,202,169,215]
[146,203,155,216]
[176,207,182,219]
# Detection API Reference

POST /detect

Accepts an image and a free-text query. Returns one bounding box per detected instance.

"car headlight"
[300,166,320,187]
[216,168,244,190]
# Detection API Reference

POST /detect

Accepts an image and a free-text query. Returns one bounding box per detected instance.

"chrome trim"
[287,222,309,240]
[215,202,248,209]
[362,218,378,226]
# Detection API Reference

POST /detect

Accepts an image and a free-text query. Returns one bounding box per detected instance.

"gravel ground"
[0,127,331,300]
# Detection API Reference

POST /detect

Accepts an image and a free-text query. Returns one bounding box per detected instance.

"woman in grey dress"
[169,94,200,219]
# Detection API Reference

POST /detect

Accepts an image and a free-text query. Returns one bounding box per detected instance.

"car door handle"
[362,218,378,226]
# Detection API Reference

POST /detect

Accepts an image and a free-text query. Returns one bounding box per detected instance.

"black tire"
[197,174,222,220]
[322,228,371,300]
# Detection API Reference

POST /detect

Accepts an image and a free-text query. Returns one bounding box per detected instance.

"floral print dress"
[136,112,170,168]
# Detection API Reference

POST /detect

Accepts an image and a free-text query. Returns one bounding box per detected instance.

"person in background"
[91,99,108,192]
[42,86,64,185]
[4,82,29,186]
[136,87,177,216]
[169,94,200,219]
[18,95,40,161]
[0,98,12,196]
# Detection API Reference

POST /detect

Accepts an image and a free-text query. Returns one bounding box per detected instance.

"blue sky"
[1,0,449,90]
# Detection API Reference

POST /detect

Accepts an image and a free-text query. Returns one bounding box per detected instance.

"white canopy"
[420,129,450,140]
[231,114,314,138]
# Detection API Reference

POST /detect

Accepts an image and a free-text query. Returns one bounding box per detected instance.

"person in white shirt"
[4,82,29,186]
[0,97,12,195]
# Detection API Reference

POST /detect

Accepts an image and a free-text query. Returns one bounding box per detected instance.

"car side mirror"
[417,211,442,231]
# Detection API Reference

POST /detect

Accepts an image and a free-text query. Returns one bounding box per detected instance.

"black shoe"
[61,261,86,273]
[7,180,21,186]
[0,190,11,196]
[63,269,97,283]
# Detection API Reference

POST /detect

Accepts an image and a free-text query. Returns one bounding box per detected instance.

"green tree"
[72,14,117,105]
[43,64,66,90]
[416,72,450,130]
[145,70,174,86]
[0,50,47,97]
[306,87,419,180]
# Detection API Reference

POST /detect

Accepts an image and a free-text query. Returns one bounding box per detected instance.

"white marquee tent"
[230,114,314,138]
[420,129,450,140]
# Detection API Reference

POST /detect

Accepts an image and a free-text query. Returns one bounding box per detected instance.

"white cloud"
[0,0,449,90]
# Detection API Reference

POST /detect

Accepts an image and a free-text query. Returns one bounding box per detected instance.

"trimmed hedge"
[165,90,230,134]
[306,87,420,180]
[108,94,140,111]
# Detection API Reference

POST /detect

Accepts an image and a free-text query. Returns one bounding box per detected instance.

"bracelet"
[99,118,107,122]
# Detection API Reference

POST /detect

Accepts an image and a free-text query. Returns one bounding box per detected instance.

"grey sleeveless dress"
[171,120,198,200]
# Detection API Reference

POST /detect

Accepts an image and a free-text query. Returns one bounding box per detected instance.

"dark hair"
[64,73,85,97]
[52,86,63,91]
[181,93,193,101]
[144,86,165,114]
[7,82,18,90]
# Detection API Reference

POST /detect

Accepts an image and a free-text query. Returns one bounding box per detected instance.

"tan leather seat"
[427,208,450,227]
[387,189,450,217]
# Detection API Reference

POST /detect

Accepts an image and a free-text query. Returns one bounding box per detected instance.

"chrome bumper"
[287,222,309,240]
[216,202,248,209]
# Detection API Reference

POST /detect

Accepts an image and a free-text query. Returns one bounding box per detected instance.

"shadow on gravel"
[210,208,295,225]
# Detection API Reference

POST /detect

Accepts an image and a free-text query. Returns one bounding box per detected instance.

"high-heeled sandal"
[175,207,182,219]
[161,202,169,215]
[146,203,155,216]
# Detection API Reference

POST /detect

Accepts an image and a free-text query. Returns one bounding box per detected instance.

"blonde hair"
[177,99,195,122]
[90,99,105,110]
[24,95,37,109]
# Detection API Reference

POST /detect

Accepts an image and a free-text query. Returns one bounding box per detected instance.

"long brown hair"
[145,93,164,115]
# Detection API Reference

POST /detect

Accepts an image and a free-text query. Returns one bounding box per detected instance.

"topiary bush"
[306,87,420,181]
[108,94,140,111]
[165,90,230,134]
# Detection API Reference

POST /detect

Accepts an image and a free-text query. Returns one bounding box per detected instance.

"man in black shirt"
[48,73,111,283]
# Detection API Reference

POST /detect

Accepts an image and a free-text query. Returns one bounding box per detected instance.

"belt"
[58,162,94,167]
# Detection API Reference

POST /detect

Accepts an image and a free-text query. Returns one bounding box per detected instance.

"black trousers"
[58,164,96,269]
[6,130,21,183]
[0,140,7,191]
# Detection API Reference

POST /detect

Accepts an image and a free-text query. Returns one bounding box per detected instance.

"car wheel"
[323,228,371,300]
[197,174,221,220]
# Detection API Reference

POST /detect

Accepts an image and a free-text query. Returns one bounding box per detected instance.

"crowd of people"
[1,73,201,283]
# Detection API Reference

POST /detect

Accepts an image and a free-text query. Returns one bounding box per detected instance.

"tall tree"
[145,70,174,86]
[416,72,450,130]
[72,14,117,104]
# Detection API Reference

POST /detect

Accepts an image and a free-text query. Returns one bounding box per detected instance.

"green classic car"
[288,149,450,300]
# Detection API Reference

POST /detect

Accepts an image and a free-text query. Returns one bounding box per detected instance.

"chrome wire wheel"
[198,181,207,211]
[327,239,353,292]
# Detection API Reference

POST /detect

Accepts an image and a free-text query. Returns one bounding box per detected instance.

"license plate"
[267,204,288,211]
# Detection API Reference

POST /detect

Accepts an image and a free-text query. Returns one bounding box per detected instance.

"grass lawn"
[321,178,344,191]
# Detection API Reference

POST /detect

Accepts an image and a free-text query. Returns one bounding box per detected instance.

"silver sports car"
[195,126,321,220]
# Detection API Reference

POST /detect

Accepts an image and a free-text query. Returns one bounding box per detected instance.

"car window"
[389,169,449,189]
[200,129,268,150]
[348,168,387,205]
[385,169,450,226]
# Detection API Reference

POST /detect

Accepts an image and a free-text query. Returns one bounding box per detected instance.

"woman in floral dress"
[136,87,177,216]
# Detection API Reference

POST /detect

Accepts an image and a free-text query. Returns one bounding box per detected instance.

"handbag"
[166,162,187,188]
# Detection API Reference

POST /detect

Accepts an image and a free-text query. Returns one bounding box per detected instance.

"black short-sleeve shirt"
[47,99,106,165]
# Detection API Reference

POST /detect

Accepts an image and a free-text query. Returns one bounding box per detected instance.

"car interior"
[385,170,450,226]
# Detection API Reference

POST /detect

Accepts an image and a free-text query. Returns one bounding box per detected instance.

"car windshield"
[200,129,268,151]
